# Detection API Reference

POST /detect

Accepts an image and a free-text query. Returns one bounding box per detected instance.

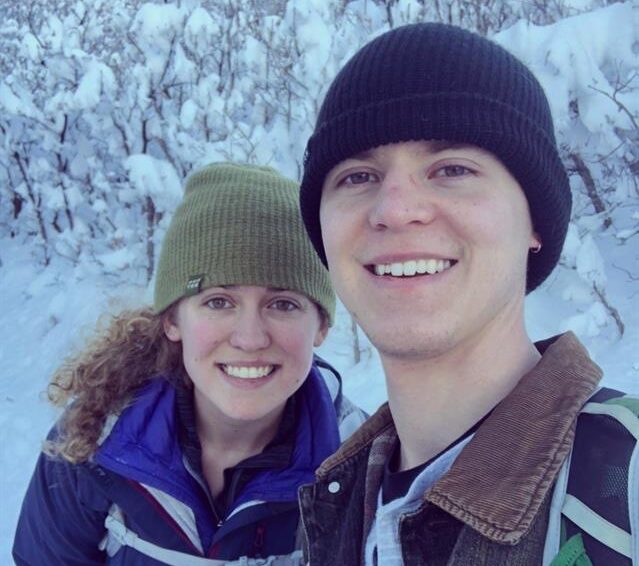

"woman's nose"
[228,310,271,351]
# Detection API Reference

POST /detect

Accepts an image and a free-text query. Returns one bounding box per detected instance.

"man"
[297,23,634,566]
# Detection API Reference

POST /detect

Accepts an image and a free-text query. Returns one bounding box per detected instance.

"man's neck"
[383,321,541,471]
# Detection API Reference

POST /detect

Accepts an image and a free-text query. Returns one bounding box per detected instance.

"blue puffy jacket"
[13,360,365,565]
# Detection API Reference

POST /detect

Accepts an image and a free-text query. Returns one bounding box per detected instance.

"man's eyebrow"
[428,140,476,153]
[347,141,477,161]
[344,149,375,162]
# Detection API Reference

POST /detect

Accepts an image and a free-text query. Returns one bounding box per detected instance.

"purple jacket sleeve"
[13,449,109,565]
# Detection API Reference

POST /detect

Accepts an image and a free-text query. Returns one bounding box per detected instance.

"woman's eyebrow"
[217,286,294,293]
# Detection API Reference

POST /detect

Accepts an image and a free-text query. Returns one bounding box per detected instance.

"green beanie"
[153,162,335,324]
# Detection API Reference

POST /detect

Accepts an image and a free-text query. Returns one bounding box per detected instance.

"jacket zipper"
[182,455,224,526]
[225,468,244,514]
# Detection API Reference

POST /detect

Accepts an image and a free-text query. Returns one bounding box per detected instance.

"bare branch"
[588,78,639,131]
[593,283,624,337]
[568,152,612,229]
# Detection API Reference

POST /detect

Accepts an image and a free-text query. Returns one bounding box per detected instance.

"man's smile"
[368,258,456,277]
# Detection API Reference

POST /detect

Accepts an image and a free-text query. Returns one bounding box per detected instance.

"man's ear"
[530,232,542,252]
[163,317,181,342]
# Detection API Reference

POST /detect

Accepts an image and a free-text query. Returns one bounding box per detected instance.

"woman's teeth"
[373,259,452,277]
[222,365,275,379]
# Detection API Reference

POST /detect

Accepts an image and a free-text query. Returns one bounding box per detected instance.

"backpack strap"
[544,388,639,565]
[100,505,303,565]
[576,394,639,564]
[314,354,368,442]
[543,388,639,566]
[544,452,572,565]
[561,494,631,558]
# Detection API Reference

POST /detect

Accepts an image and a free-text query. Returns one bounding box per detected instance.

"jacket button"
[328,481,341,494]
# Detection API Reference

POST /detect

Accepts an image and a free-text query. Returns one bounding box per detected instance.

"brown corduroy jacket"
[299,332,603,566]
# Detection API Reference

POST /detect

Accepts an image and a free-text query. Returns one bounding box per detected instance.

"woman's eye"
[269,299,299,312]
[206,297,232,310]
[433,164,475,178]
[339,171,379,187]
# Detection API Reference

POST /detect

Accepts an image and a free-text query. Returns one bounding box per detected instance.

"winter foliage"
[0,0,638,560]
[2,1,637,298]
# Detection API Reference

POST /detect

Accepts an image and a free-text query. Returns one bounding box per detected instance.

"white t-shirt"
[364,435,473,566]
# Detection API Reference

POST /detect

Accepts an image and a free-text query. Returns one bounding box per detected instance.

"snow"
[131,3,187,51]
[576,234,607,287]
[73,61,116,110]
[1,1,638,562]
[0,82,39,119]
[125,154,183,203]
[180,99,199,129]
[496,2,638,137]
[184,7,218,52]
[42,16,64,52]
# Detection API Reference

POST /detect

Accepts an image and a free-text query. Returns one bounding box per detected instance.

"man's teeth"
[223,365,274,379]
[373,259,452,277]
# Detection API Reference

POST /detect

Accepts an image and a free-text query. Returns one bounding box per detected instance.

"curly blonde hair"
[44,308,183,463]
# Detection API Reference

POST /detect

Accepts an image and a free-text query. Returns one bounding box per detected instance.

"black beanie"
[300,23,572,293]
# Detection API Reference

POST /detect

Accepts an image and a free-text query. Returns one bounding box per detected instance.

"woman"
[13,163,365,565]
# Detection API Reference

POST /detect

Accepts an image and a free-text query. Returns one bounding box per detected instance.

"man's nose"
[368,170,437,230]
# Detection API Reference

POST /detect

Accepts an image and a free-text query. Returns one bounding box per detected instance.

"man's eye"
[206,297,232,310]
[269,299,299,312]
[433,165,474,178]
[339,171,379,186]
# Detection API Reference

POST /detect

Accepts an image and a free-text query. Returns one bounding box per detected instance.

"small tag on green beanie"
[185,274,205,296]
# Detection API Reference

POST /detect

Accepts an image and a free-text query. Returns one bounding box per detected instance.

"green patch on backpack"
[550,534,594,566]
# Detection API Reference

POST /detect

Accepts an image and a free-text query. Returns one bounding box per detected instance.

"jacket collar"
[316,332,602,544]
[96,365,341,508]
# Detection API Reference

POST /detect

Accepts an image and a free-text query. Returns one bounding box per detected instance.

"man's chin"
[369,329,455,365]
